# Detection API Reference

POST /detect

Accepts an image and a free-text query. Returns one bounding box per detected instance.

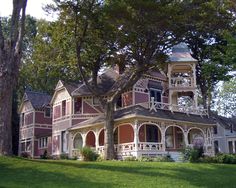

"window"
[45,107,51,117]
[213,126,218,134]
[229,141,233,154]
[116,96,122,108]
[150,89,162,102]
[214,140,219,154]
[230,124,233,133]
[39,137,48,149]
[62,100,66,116]
[74,97,82,114]
[93,97,100,105]
[146,125,159,142]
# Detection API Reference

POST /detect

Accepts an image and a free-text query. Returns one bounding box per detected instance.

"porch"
[70,121,214,160]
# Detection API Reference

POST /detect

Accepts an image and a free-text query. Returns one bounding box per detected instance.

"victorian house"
[19,91,52,158]
[50,43,216,160]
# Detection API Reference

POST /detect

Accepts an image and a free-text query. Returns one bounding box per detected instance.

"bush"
[182,146,204,162]
[123,156,137,161]
[40,150,49,159]
[153,155,174,162]
[21,152,30,158]
[80,147,99,161]
[60,153,69,160]
[200,154,236,164]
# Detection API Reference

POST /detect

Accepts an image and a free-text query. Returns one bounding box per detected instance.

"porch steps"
[169,152,183,162]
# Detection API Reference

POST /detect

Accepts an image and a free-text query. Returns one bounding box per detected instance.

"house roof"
[24,90,52,110]
[70,105,216,130]
[211,114,236,130]
[72,69,119,96]
[169,43,197,63]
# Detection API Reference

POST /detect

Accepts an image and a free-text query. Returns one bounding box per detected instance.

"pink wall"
[162,96,168,103]
[66,101,70,115]
[83,101,98,114]
[34,128,52,137]
[35,112,52,124]
[25,112,33,125]
[53,105,61,119]
[135,92,149,104]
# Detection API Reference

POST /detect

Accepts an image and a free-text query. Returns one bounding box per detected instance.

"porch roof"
[70,105,216,130]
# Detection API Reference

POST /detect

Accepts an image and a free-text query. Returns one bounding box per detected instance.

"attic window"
[93,97,100,105]
[62,100,66,116]
[45,107,51,117]
[74,97,82,114]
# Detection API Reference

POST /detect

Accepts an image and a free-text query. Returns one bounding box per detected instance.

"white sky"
[0,0,55,20]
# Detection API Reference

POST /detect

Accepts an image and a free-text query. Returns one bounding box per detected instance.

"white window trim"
[38,137,48,149]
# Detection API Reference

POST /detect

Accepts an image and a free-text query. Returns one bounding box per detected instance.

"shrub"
[80,147,99,161]
[40,150,48,159]
[123,156,137,161]
[182,146,204,162]
[60,153,69,160]
[21,152,30,158]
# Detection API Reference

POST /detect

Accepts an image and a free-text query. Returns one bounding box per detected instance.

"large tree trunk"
[0,75,14,155]
[104,101,115,160]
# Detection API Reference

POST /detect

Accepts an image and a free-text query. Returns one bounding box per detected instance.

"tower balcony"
[170,77,195,88]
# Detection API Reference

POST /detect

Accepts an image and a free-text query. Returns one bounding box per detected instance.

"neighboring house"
[51,43,216,160]
[213,115,236,154]
[19,91,52,158]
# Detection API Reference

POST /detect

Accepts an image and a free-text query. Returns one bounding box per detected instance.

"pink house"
[19,91,52,158]
[51,43,216,160]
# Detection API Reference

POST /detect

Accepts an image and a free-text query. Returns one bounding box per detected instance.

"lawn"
[0,157,236,188]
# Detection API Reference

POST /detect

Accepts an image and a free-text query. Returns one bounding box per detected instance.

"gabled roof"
[21,90,51,111]
[211,114,236,131]
[72,69,119,96]
[70,105,215,130]
[169,43,197,63]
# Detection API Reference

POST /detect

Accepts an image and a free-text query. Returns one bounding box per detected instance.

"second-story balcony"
[170,77,194,88]
[149,98,208,116]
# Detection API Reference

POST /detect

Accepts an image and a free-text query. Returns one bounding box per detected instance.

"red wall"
[99,129,104,146]
[35,112,52,124]
[139,125,145,142]
[86,131,95,147]
[34,128,52,137]
[119,124,134,144]
[83,101,98,114]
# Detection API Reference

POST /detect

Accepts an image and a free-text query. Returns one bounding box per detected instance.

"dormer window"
[45,107,51,117]
[74,97,82,114]
[150,89,162,102]
[62,100,66,116]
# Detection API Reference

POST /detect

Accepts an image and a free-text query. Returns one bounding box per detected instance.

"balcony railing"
[149,98,208,116]
[170,77,194,88]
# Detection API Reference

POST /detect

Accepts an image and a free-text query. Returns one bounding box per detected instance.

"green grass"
[1,157,236,188]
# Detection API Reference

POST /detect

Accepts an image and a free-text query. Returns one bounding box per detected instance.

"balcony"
[149,98,208,116]
[170,77,194,88]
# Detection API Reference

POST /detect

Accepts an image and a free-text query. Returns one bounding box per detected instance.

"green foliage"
[40,150,49,159]
[80,147,99,161]
[182,146,204,162]
[137,155,174,162]
[217,77,236,117]
[20,152,30,158]
[123,156,137,161]
[200,154,236,164]
[60,153,69,160]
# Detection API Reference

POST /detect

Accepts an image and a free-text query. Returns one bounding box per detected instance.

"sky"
[0,0,55,20]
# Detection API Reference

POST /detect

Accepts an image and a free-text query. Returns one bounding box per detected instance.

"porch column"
[184,130,188,147]
[134,120,139,157]
[95,130,99,151]
[68,132,73,158]
[82,133,86,147]
[161,125,166,152]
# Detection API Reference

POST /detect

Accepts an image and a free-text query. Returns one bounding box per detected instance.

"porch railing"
[114,142,135,153]
[170,77,194,88]
[149,98,208,116]
[138,142,163,151]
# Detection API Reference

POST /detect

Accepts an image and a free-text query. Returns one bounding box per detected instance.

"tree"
[216,77,236,117]
[49,0,236,159]
[183,1,236,111]
[0,0,28,155]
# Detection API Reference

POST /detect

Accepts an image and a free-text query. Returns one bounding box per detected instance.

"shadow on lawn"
[26,159,236,188]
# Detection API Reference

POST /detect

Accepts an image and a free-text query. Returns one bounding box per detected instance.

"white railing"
[149,98,208,116]
[72,149,80,157]
[170,77,194,88]
[97,146,104,154]
[138,142,163,151]
[114,142,135,152]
